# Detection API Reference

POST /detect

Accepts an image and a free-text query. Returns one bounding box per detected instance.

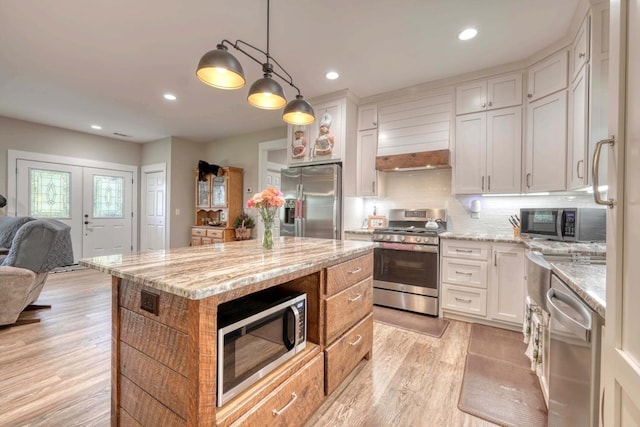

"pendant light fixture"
[196,0,315,125]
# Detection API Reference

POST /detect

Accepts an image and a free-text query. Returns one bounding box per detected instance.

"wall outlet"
[140,290,160,315]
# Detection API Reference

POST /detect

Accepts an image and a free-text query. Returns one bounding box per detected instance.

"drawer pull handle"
[455,297,472,304]
[348,293,362,302]
[349,334,363,346]
[455,271,473,276]
[348,267,363,274]
[272,392,297,416]
[455,249,473,253]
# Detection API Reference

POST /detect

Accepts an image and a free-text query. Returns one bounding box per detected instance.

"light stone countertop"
[344,229,375,235]
[79,237,374,300]
[550,262,606,319]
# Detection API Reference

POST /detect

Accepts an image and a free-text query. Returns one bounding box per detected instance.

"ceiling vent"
[112,132,132,138]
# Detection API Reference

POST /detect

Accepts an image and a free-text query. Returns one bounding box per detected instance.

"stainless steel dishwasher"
[547,273,602,427]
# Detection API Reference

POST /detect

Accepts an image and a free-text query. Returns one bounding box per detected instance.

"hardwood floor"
[0,269,497,426]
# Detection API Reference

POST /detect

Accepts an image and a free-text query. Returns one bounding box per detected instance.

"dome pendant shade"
[283,95,315,125]
[247,74,287,110]
[196,45,246,89]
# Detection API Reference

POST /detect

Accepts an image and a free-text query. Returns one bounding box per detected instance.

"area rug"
[458,324,547,427]
[372,305,449,338]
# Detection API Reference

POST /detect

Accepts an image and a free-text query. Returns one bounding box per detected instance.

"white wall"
[346,169,601,235]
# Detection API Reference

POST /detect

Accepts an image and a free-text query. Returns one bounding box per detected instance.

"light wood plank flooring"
[0,269,498,426]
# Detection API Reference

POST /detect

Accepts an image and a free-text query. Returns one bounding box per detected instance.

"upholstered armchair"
[0,218,74,327]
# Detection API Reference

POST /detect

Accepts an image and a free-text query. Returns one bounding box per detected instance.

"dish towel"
[523,296,543,375]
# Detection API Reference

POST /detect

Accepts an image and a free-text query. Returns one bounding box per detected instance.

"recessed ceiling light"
[91,124,102,130]
[325,71,339,80]
[163,93,177,101]
[458,28,478,41]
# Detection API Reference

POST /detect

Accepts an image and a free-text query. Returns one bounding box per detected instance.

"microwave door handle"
[283,306,299,351]
[556,209,564,240]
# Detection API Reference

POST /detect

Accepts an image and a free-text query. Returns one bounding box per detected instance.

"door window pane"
[93,175,124,218]
[30,168,71,218]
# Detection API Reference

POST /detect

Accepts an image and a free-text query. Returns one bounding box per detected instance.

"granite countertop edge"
[79,238,375,300]
[550,262,606,319]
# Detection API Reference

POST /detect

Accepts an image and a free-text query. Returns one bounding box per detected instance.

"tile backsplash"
[344,169,603,235]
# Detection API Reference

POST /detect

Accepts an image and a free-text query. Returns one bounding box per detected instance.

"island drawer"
[441,258,488,289]
[441,240,490,260]
[324,277,373,344]
[325,313,373,395]
[229,353,325,427]
[326,254,373,296]
[441,283,487,316]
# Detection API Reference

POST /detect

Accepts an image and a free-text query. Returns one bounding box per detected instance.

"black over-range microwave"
[519,208,606,242]
[216,287,306,407]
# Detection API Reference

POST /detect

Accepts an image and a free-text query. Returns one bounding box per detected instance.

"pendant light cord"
[266,0,270,65]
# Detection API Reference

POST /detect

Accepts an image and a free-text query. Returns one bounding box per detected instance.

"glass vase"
[262,224,274,250]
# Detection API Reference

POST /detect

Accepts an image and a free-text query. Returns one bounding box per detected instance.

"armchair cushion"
[0,266,36,325]
[0,216,34,249]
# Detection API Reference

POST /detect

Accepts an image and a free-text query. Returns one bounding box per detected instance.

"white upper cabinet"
[567,66,589,190]
[524,91,567,192]
[455,72,522,115]
[356,129,384,197]
[570,15,591,82]
[357,103,378,131]
[526,50,568,102]
[454,106,521,194]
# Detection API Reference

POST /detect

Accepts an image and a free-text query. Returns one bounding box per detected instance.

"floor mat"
[459,353,547,427]
[372,305,449,338]
[467,323,530,368]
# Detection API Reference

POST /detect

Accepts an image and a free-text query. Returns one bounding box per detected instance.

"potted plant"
[233,212,255,240]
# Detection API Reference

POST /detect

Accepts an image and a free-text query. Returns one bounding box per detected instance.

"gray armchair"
[0,218,74,327]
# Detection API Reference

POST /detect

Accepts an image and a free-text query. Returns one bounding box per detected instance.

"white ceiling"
[0,0,579,143]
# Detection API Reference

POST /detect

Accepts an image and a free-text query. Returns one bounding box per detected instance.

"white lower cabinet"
[441,240,525,328]
[488,243,526,325]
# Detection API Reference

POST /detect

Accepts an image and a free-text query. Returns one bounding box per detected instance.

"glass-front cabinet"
[192,166,243,244]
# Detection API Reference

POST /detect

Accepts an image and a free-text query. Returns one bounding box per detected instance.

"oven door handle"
[378,243,438,253]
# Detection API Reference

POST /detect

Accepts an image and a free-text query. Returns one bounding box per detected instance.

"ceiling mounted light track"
[196,0,315,125]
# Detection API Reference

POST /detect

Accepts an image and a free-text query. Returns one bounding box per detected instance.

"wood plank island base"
[79,237,375,427]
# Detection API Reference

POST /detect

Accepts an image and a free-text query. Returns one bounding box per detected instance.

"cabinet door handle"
[526,173,532,188]
[494,251,498,267]
[455,249,473,253]
[455,271,473,276]
[579,52,586,58]
[272,392,297,416]
[455,297,472,304]
[349,334,363,346]
[488,101,493,107]
[527,93,533,98]
[577,159,584,179]
[373,121,377,126]
[488,175,491,192]
[348,267,362,275]
[592,136,615,208]
[481,102,486,108]
[372,180,376,194]
[348,293,362,302]
[481,176,485,192]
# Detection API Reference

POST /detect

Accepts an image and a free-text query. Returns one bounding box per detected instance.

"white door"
[259,162,283,239]
[141,169,166,251]
[82,168,133,258]
[16,160,83,262]
[602,0,640,424]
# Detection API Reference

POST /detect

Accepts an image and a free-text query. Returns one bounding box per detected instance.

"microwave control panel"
[563,211,576,237]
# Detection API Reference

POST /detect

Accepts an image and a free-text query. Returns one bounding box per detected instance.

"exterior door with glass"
[16,160,83,261]
[82,168,133,258]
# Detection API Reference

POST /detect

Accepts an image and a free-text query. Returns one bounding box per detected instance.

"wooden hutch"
[191,166,243,245]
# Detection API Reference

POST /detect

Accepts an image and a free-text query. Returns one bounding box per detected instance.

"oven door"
[373,244,438,297]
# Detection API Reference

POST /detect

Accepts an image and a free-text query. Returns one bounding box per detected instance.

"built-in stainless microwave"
[519,208,606,242]
[216,288,306,407]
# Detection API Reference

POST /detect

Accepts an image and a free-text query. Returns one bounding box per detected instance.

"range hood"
[376,149,451,171]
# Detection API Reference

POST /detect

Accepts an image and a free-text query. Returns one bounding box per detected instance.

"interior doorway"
[140,163,167,251]
[257,138,287,241]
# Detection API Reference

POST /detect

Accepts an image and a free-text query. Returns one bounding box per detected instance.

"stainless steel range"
[372,208,447,316]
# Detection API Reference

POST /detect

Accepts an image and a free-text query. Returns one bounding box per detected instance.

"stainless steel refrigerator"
[280,164,341,239]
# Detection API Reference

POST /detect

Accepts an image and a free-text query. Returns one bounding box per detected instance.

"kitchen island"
[80,237,375,427]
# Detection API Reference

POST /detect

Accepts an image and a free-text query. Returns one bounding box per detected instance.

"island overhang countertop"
[79,237,375,300]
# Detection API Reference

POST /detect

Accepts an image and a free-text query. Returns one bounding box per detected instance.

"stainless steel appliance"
[280,164,341,239]
[547,273,602,427]
[217,288,307,406]
[519,208,606,242]
[372,208,447,316]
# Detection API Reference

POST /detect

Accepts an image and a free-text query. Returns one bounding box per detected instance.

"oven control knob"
[385,235,391,241]
[400,236,406,242]
[415,237,422,243]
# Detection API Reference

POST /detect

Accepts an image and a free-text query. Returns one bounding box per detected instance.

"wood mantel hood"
[376,149,451,171]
